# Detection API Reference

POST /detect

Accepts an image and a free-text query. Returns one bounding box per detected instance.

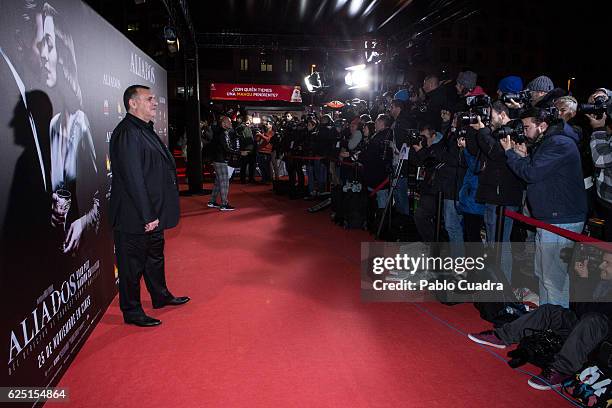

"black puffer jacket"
[438,128,467,201]
[475,127,525,206]
[419,86,449,131]
[360,128,393,189]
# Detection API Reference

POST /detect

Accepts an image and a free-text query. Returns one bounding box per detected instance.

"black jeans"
[258,153,272,182]
[496,304,610,374]
[414,194,437,242]
[287,159,305,189]
[463,213,484,242]
[240,153,256,182]
[114,230,173,318]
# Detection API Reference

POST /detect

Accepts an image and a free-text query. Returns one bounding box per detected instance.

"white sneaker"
[514,287,539,306]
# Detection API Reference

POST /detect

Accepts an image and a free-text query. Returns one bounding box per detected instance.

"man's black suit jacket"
[109,113,179,234]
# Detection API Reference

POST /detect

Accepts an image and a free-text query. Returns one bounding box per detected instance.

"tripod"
[375,145,408,239]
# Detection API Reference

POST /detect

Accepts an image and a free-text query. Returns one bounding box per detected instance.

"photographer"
[496,75,523,119]
[304,117,327,199]
[360,114,394,210]
[280,122,306,198]
[419,74,449,131]
[453,71,478,112]
[468,251,612,391]
[501,107,587,308]
[412,125,447,241]
[256,123,274,183]
[389,94,417,215]
[318,114,337,168]
[555,96,598,215]
[526,75,566,109]
[588,88,612,241]
[235,116,256,184]
[470,101,525,282]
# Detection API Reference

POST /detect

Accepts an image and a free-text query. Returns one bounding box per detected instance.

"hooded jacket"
[505,121,587,224]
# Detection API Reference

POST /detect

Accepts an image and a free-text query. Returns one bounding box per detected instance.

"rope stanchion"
[369,178,389,197]
[503,209,603,243]
[287,155,325,161]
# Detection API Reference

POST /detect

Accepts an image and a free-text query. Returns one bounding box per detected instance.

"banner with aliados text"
[210,82,303,103]
[0,0,168,397]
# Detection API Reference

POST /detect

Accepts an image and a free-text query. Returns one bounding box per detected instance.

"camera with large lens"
[501,90,532,106]
[406,129,426,146]
[578,95,609,118]
[493,119,526,144]
[466,95,492,125]
[542,106,560,121]
[449,127,467,138]
[458,111,479,126]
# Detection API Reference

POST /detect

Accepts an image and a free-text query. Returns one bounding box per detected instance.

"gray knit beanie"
[457,71,477,90]
[526,75,554,92]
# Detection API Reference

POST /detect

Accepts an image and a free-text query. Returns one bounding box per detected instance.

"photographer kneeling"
[468,251,612,391]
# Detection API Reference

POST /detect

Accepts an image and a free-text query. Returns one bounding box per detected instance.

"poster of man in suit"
[0,0,168,390]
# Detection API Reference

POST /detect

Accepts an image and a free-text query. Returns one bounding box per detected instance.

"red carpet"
[51,183,570,407]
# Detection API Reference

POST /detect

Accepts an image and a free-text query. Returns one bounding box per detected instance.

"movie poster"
[0,0,168,393]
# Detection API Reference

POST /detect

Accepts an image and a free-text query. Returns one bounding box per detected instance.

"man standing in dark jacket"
[110,85,189,327]
[390,95,416,215]
[235,116,256,184]
[360,114,393,209]
[208,116,240,211]
[411,125,447,241]
[470,101,525,282]
[420,75,448,131]
[502,108,587,308]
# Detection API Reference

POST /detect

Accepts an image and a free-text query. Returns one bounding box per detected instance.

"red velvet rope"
[369,178,390,197]
[286,155,325,160]
[503,210,611,250]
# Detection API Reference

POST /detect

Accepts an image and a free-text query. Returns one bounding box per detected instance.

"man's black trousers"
[114,230,172,318]
[495,304,610,374]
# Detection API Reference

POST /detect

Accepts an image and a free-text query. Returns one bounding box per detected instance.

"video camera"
[501,90,532,106]
[493,119,526,144]
[578,95,610,119]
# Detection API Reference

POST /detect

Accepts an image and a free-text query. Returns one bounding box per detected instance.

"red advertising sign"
[210,83,303,103]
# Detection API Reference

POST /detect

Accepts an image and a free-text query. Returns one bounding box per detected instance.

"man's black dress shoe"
[124,315,161,327]
[152,296,191,309]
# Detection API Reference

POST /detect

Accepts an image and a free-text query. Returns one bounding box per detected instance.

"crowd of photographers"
[196,70,612,394]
